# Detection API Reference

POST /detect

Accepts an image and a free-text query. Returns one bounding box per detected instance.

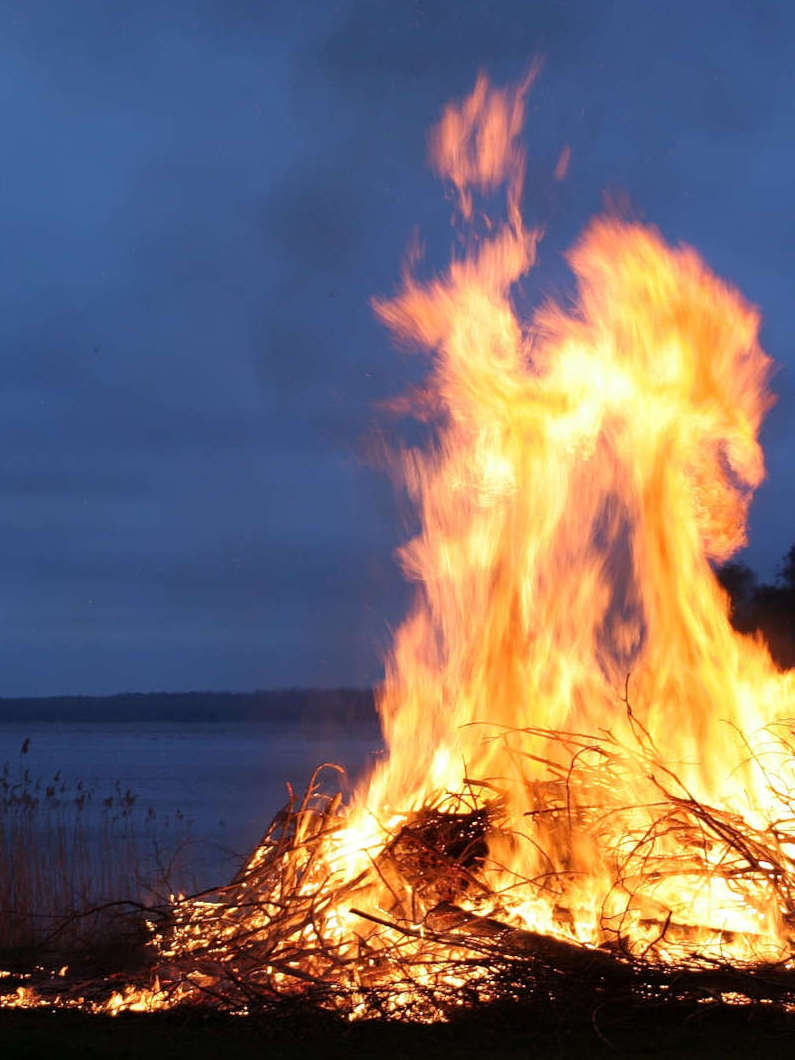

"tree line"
[0,687,377,724]
[717,543,795,669]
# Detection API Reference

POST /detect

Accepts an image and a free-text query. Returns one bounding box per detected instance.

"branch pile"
[5,723,795,1023]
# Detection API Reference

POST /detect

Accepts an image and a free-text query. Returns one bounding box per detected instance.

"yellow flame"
[343,71,795,961]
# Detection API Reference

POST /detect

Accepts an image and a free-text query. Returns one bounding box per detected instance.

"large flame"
[334,71,795,962]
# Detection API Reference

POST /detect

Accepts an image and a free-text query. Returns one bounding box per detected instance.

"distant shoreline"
[0,688,378,725]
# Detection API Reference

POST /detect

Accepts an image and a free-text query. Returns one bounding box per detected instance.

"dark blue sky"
[0,0,792,695]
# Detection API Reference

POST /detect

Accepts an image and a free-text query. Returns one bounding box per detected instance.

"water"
[0,719,384,892]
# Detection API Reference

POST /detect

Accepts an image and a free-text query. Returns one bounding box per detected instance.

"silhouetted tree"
[716,561,757,629]
[718,542,795,669]
[778,543,795,595]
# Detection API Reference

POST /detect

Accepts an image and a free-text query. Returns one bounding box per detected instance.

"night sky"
[0,1,792,696]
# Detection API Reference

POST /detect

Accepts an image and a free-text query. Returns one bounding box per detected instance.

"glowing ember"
[5,71,795,1019]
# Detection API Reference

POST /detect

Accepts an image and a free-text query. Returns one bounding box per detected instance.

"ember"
[4,69,795,1021]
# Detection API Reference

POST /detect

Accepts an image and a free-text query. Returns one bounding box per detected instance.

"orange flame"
[340,71,794,961]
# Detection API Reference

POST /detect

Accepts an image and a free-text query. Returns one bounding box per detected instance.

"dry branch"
[7,724,795,1020]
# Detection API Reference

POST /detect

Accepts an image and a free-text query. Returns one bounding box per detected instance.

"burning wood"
[378,804,492,908]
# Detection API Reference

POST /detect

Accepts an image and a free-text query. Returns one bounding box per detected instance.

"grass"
[0,737,196,962]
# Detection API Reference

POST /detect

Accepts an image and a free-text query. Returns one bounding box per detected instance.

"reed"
[0,738,194,957]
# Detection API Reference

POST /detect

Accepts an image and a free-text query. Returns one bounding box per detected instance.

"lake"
[0,719,384,893]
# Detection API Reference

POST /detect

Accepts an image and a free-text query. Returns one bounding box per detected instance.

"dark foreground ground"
[2,999,795,1059]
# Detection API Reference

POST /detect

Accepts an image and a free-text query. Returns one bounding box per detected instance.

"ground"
[2,999,795,1059]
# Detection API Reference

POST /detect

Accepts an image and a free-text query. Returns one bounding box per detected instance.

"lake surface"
[0,719,384,892]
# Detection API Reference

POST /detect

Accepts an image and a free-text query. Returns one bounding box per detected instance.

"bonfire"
[5,70,795,1022]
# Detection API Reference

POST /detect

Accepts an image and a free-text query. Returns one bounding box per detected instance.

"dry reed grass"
[0,737,195,959]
